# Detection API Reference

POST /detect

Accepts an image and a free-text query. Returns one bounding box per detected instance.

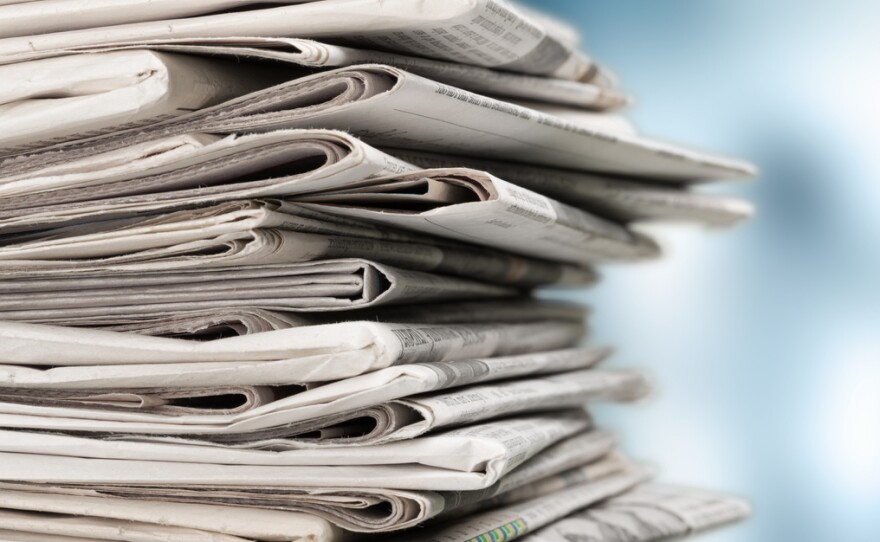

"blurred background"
[523,1,880,540]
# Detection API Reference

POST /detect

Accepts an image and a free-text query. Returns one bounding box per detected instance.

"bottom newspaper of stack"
[0,303,749,542]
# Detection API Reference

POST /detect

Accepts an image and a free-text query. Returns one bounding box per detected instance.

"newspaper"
[50,298,589,337]
[0,259,521,322]
[190,65,753,179]
[1,65,754,181]
[0,167,655,270]
[0,348,613,429]
[12,37,629,110]
[0,319,586,386]
[391,150,756,226]
[521,485,752,542]
[0,431,623,534]
[0,0,608,83]
[0,130,415,214]
[0,367,645,447]
[404,468,650,541]
[300,168,661,264]
[0,412,593,490]
[0,199,595,288]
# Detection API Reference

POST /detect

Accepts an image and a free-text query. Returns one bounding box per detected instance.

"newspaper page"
[391,149,756,226]
[206,66,754,179]
[60,298,589,336]
[0,348,610,430]
[0,130,415,209]
[0,368,643,446]
[0,431,622,534]
[0,319,586,386]
[0,412,592,490]
[2,66,754,181]
[0,200,597,288]
[29,37,628,110]
[0,260,519,322]
[0,130,416,201]
[0,0,605,83]
[202,66,750,180]
[521,485,752,542]
[2,456,631,535]
[301,168,661,264]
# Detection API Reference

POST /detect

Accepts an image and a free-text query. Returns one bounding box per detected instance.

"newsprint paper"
[0,2,755,541]
[1,61,754,181]
[0,319,587,385]
[0,0,607,83]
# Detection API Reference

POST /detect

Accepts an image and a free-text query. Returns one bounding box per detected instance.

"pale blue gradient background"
[524,1,880,540]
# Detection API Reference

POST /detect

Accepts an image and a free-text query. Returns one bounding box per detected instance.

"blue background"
[523,1,880,540]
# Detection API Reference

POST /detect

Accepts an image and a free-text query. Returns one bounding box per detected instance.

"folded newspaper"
[0,130,415,215]
[0,35,629,110]
[35,297,590,337]
[0,349,644,438]
[0,318,587,385]
[0,203,598,291]
[0,0,611,84]
[0,258,523,322]
[0,59,753,182]
[0,430,634,536]
[0,1,754,541]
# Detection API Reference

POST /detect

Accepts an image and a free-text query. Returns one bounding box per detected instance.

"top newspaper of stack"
[0,0,756,183]
[0,0,609,83]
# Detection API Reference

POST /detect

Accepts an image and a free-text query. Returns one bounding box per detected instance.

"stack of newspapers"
[0,1,755,541]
